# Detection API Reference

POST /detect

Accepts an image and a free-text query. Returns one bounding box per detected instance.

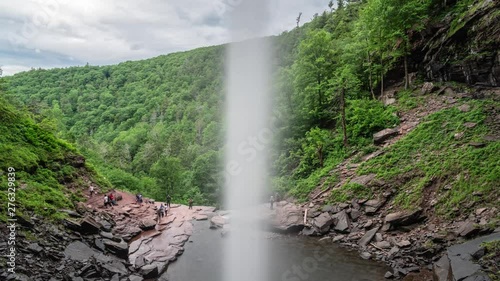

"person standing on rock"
[89,185,94,197]
[159,204,165,218]
[166,194,171,207]
[104,195,112,208]
[188,198,193,209]
[270,195,275,210]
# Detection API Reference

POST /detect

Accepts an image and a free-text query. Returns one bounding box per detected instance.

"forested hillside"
[2,0,498,210]
[0,80,111,221]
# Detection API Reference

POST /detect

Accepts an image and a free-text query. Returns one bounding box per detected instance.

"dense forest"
[1,0,498,211]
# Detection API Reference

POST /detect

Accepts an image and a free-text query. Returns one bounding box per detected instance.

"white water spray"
[224,0,272,280]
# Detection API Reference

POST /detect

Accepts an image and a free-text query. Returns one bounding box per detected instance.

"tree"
[150,156,182,198]
[294,29,336,128]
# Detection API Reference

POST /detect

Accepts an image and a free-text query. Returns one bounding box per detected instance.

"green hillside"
[0,81,111,221]
[1,0,498,214]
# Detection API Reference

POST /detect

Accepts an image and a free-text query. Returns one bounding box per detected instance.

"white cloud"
[0,0,329,75]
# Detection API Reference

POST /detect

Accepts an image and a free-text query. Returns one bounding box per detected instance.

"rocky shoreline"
[255,199,499,280]
[1,190,497,281]
[0,191,216,281]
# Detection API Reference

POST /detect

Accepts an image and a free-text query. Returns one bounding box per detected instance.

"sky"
[0,0,329,76]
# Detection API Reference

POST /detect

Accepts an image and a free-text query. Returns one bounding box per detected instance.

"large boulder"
[80,216,103,234]
[140,264,159,279]
[139,219,157,231]
[373,128,399,144]
[103,239,129,259]
[271,202,304,232]
[332,210,350,233]
[447,232,500,281]
[350,174,376,186]
[384,208,422,227]
[433,254,452,281]
[210,215,227,229]
[313,212,333,234]
[363,199,386,215]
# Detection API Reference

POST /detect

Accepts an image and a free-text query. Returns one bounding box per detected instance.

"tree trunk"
[404,53,408,90]
[380,52,384,97]
[317,145,324,167]
[341,86,348,147]
[318,74,323,107]
[404,38,409,90]
[367,50,375,99]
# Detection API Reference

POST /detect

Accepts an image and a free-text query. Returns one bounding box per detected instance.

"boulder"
[313,212,333,234]
[103,239,129,259]
[374,128,399,144]
[374,241,391,249]
[384,208,422,227]
[456,221,480,237]
[210,216,227,229]
[332,210,350,233]
[139,219,157,231]
[64,241,99,261]
[396,240,411,248]
[64,218,82,232]
[458,104,471,112]
[350,174,376,186]
[300,226,319,236]
[421,82,437,95]
[447,232,500,281]
[349,209,361,221]
[358,227,379,247]
[80,217,103,234]
[363,199,386,215]
[271,203,304,232]
[384,98,396,106]
[360,252,372,260]
[140,264,159,279]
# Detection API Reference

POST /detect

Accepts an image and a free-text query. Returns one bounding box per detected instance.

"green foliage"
[329,182,373,203]
[480,240,500,281]
[3,0,495,211]
[0,90,110,221]
[358,100,499,215]
[346,99,399,141]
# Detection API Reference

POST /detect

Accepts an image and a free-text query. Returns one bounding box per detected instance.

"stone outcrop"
[373,128,399,144]
[414,0,499,86]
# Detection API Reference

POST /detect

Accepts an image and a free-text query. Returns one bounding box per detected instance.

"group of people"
[104,192,117,208]
[157,203,168,220]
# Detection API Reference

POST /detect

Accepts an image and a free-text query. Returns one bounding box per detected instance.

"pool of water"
[163,220,389,281]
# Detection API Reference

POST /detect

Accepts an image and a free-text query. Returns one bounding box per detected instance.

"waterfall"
[224,0,272,280]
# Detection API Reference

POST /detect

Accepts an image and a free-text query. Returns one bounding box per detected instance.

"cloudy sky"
[0,0,329,76]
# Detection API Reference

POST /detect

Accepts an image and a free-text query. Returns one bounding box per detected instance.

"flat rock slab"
[374,128,399,144]
[385,208,422,226]
[64,241,99,261]
[447,232,500,281]
[358,227,380,247]
[193,214,208,221]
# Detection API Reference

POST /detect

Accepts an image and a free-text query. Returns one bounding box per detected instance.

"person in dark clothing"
[159,204,165,218]
[166,194,171,207]
[188,198,193,209]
